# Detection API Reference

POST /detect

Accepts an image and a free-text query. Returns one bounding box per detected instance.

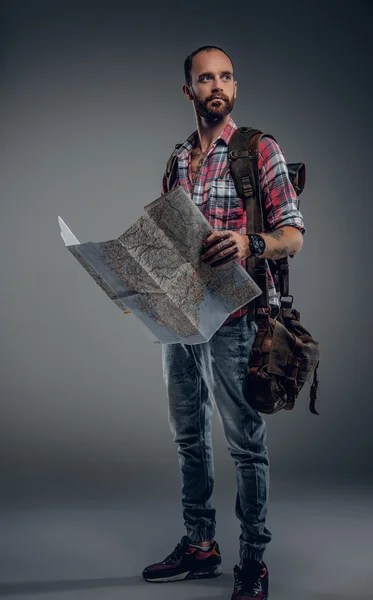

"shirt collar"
[176,116,238,158]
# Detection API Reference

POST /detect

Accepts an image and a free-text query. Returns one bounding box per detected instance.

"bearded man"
[142,45,305,600]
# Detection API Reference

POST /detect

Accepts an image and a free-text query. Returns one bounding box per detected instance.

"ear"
[182,83,194,101]
[233,80,237,100]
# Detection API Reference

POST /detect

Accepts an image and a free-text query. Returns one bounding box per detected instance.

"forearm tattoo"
[266,228,298,258]
[268,246,290,259]
[268,229,285,241]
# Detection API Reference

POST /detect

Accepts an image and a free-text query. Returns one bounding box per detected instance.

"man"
[142,45,305,600]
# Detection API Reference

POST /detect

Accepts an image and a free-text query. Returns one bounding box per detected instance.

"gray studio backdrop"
[1,0,372,506]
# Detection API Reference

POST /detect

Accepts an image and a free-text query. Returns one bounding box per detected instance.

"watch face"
[251,234,265,256]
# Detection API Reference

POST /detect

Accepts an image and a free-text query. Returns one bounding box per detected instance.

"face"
[184,49,237,123]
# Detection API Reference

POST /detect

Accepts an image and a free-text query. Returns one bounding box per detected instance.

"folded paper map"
[59,186,261,344]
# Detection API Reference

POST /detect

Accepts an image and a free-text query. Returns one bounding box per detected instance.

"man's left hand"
[201,230,250,267]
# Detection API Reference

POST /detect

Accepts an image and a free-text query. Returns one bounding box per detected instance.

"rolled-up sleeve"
[258,136,305,234]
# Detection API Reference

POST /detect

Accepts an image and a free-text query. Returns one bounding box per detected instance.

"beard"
[194,92,235,123]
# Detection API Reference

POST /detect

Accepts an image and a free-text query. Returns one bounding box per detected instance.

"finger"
[202,239,235,261]
[211,247,239,267]
[205,244,238,265]
[203,230,230,248]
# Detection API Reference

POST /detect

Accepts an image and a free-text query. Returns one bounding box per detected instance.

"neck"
[194,113,231,153]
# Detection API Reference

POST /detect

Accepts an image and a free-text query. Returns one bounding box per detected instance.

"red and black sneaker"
[142,535,222,583]
[232,559,269,599]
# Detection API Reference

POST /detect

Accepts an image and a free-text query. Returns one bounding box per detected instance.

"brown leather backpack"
[228,127,320,415]
[165,126,320,415]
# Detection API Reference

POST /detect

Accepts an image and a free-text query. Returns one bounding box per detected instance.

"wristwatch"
[247,234,266,257]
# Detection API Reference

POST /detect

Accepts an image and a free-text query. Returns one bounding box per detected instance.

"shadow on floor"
[0,573,291,599]
[0,572,230,597]
[0,575,371,600]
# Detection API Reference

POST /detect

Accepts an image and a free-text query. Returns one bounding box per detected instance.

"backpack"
[164,126,320,415]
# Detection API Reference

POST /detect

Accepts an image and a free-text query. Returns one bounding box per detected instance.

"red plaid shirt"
[162,117,305,320]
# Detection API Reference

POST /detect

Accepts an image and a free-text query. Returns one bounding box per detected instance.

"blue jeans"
[161,314,272,561]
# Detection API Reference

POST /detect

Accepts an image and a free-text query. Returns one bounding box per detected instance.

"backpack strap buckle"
[280,295,293,309]
[228,149,239,160]
[241,175,253,197]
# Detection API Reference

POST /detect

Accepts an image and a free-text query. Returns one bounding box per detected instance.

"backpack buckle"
[280,295,293,308]
[228,149,238,160]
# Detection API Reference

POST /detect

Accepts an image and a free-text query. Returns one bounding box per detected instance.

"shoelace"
[162,539,186,565]
[234,564,265,595]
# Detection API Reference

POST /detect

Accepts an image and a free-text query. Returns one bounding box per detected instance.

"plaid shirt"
[161,116,305,320]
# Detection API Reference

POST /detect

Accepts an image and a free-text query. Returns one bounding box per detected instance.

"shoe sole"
[143,564,222,583]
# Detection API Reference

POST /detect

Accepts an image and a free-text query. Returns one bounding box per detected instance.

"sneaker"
[142,535,222,583]
[231,559,269,599]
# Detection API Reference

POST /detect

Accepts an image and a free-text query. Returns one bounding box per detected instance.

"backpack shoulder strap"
[229,127,297,318]
[228,127,276,205]
[228,127,274,318]
[228,128,306,199]
[164,143,182,193]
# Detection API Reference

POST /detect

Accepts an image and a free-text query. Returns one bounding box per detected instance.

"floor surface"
[0,483,372,599]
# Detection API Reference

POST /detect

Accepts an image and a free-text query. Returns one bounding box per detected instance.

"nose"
[211,81,223,91]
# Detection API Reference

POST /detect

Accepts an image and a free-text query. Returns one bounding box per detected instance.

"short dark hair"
[184,45,234,86]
